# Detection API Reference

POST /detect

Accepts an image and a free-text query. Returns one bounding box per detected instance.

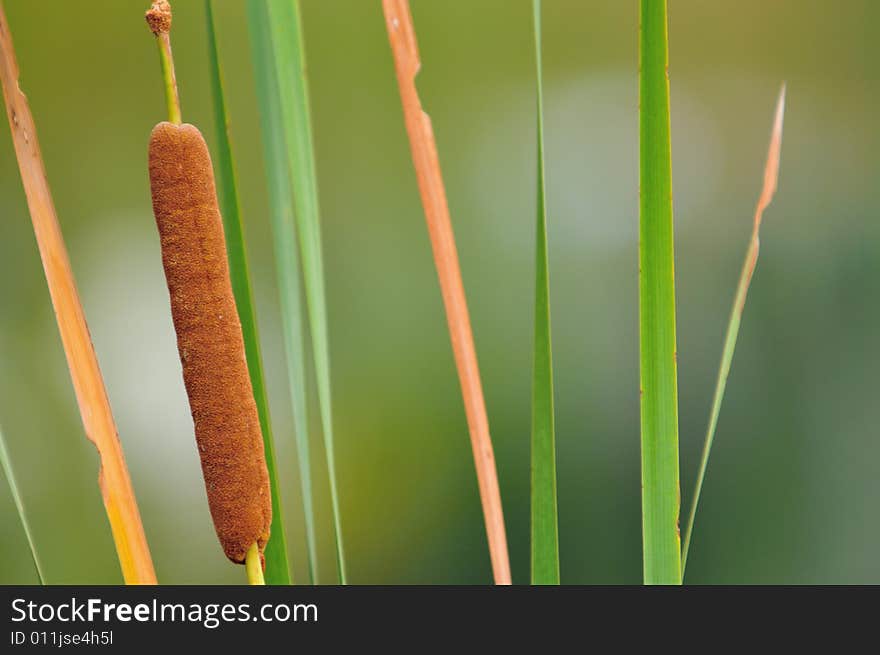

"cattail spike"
[148,121,272,564]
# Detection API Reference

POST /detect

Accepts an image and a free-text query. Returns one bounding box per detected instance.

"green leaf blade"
[246,0,319,585]
[263,0,346,584]
[205,0,291,585]
[0,426,44,583]
[530,0,559,586]
[681,86,786,576]
[638,0,682,585]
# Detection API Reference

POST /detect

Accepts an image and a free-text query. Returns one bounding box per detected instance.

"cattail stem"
[146,1,180,124]
[245,542,265,585]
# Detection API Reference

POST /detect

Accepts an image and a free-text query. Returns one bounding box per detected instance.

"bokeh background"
[1,0,877,584]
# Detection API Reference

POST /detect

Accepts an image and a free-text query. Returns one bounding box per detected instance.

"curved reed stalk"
[0,1,156,585]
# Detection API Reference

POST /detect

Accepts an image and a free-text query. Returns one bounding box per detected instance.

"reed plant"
[0,0,786,586]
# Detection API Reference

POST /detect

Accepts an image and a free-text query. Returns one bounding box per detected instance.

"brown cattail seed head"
[145,0,172,35]
[148,122,272,564]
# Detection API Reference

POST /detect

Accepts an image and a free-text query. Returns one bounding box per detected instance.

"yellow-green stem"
[245,543,264,585]
[156,32,181,124]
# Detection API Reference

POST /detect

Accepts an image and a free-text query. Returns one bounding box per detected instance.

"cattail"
[148,120,272,565]
[145,0,271,570]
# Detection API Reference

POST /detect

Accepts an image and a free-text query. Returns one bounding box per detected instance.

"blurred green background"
[1,0,878,584]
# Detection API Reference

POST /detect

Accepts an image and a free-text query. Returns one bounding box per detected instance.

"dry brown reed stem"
[148,122,272,565]
[0,1,156,584]
[382,0,511,585]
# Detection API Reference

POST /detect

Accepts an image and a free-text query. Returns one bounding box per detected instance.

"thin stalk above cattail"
[382,0,512,585]
[145,1,270,581]
[146,0,180,125]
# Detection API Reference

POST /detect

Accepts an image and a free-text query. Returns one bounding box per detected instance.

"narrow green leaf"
[205,0,290,585]
[681,86,786,577]
[530,0,559,586]
[0,426,44,583]
[245,0,319,585]
[261,0,346,583]
[638,0,682,585]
